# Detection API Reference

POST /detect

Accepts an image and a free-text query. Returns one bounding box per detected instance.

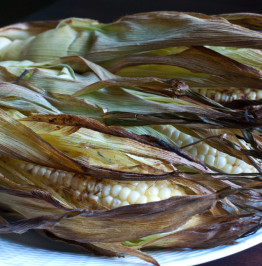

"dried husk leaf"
[39,230,122,258]
[0,108,87,173]
[2,12,262,63]
[0,109,215,181]
[0,55,261,129]
[0,82,60,114]
[76,12,262,62]
[134,214,261,249]
[0,185,240,242]
[95,243,160,266]
[218,13,262,30]
[0,182,260,265]
[20,116,211,174]
[111,46,262,89]
[73,77,188,97]
[0,185,227,265]
[208,46,262,72]
[0,21,59,40]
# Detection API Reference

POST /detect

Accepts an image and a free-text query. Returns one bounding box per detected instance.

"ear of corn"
[0,12,262,266]
[151,125,257,174]
[0,58,262,129]
[1,13,262,63]
[0,108,261,264]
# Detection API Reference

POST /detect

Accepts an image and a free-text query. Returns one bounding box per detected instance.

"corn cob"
[194,88,262,103]
[0,105,258,211]
[11,127,255,210]
[152,125,256,174]
[0,117,255,211]
[17,160,185,209]
[0,106,256,211]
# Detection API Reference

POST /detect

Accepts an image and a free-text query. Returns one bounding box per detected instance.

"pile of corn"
[0,12,262,265]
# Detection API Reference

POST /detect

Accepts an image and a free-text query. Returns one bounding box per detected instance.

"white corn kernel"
[171,190,184,196]
[177,140,183,147]
[137,195,148,204]
[57,174,64,185]
[58,172,66,184]
[90,194,99,202]
[205,155,215,166]
[111,184,122,197]
[232,166,242,174]
[179,133,190,142]
[197,154,205,162]
[137,182,148,194]
[64,173,73,186]
[112,198,121,208]
[119,187,131,201]
[183,138,194,147]
[257,90,262,99]
[172,129,180,140]
[25,163,34,171]
[243,167,253,173]
[72,177,80,189]
[50,171,59,183]
[214,157,227,169]
[222,164,233,173]
[146,186,159,196]
[79,180,87,192]
[215,92,221,101]
[148,196,160,202]
[197,143,209,155]
[227,156,236,165]
[128,191,140,204]
[44,169,52,179]
[190,148,198,157]
[32,166,40,175]
[120,201,130,207]
[159,187,171,199]
[164,126,174,138]
[87,181,96,191]
[102,195,113,206]
[248,92,257,100]
[102,185,111,197]
[231,94,238,101]
[208,147,217,156]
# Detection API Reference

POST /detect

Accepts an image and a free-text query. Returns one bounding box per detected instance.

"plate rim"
[0,227,262,266]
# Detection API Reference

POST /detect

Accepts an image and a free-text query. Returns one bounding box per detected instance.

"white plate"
[0,228,261,266]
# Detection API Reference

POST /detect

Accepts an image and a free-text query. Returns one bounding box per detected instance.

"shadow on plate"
[0,230,88,254]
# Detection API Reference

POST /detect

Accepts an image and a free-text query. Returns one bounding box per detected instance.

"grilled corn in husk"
[0,12,262,265]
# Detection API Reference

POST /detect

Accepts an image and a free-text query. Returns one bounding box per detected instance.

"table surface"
[1,0,262,265]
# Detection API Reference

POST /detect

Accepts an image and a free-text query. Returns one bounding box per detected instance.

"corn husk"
[2,12,262,62]
[0,12,262,265]
[0,57,262,129]
[0,109,262,265]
